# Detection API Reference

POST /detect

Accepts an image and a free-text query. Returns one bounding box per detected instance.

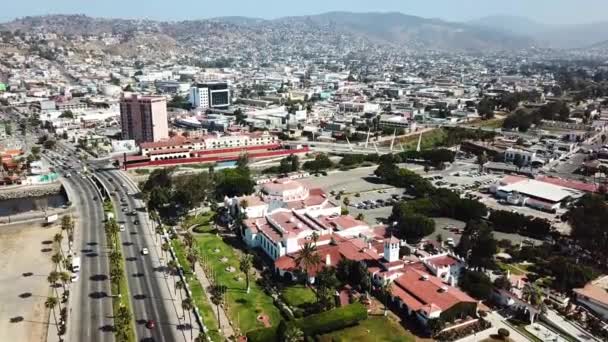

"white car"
[141,248,149,255]
[71,273,79,282]
[120,224,126,232]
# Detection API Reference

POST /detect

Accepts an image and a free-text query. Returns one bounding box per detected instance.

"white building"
[189,82,230,109]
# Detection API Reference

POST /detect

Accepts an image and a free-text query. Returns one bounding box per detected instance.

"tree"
[355,213,365,221]
[110,266,123,295]
[210,285,226,330]
[282,324,304,342]
[497,328,510,340]
[476,152,488,171]
[294,243,321,284]
[456,220,496,270]
[43,139,56,150]
[194,331,208,342]
[59,271,71,292]
[182,298,194,339]
[45,296,60,336]
[51,252,63,272]
[494,276,512,291]
[315,266,340,310]
[183,232,194,250]
[47,270,61,298]
[459,270,493,300]
[568,195,608,264]
[427,318,445,336]
[59,110,74,119]
[342,196,350,206]
[187,249,199,273]
[390,203,435,242]
[380,281,392,316]
[239,254,253,294]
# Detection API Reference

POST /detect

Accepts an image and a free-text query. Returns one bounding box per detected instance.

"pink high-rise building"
[120,94,169,143]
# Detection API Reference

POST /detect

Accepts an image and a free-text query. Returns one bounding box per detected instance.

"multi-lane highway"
[96,168,187,342]
[43,149,115,342]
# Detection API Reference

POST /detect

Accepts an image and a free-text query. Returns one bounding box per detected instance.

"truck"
[45,214,59,225]
[72,257,81,272]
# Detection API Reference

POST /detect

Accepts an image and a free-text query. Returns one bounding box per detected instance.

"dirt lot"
[0,222,60,342]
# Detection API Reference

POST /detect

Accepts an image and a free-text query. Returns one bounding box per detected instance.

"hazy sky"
[2,0,607,24]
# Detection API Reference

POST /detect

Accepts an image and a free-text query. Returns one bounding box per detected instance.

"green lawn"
[470,117,505,129]
[282,285,316,308]
[171,240,223,342]
[318,316,415,342]
[184,212,215,233]
[195,234,281,334]
[497,261,532,276]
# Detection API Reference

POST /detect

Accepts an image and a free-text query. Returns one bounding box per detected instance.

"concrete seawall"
[0,182,63,200]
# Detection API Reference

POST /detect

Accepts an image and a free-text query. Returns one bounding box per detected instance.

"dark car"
[146,319,156,329]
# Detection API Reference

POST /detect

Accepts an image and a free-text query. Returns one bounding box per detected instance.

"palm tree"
[53,233,64,256]
[210,285,225,330]
[183,232,194,250]
[380,280,393,316]
[161,242,170,261]
[239,254,253,294]
[155,226,165,242]
[175,280,184,306]
[59,271,71,292]
[283,324,304,342]
[194,331,208,342]
[45,296,60,335]
[47,271,61,309]
[51,253,63,272]
[187,248,199,273]
[167,260,178,289]
[294,243,321,284]
[182,298,194,339]
[109,250,122,267]
[110,266,123,295]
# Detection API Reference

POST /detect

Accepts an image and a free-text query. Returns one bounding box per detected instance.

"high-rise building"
[189,82,230,109]
[120,94,169,143]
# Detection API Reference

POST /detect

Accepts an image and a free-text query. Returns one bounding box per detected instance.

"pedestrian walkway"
[455,312,529,342]
[543,309,601,342]
[192,262,236,339]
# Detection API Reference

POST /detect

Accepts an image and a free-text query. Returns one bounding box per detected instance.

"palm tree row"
[114,304,132,342]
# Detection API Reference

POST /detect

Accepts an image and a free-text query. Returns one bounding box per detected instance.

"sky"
[2,0,607,25]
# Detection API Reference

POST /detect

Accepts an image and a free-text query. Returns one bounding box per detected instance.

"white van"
[72,257,81,272]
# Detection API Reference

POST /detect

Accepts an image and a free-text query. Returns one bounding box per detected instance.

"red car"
[146,319,156,329]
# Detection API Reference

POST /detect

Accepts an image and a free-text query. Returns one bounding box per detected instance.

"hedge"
[246,303,368,342]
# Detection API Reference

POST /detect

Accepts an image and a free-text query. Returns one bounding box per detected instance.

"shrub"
[498,328,510,340]
[246,303,368,342]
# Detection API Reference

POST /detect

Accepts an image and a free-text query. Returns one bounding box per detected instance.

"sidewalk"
[455,312,530,342]
[543,309,601,342]
[192,261,236,339]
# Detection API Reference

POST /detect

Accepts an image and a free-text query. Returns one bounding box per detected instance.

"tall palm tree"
[210,285,225,330]
[167,260,178,289]
[59,271,71,292]
[51,253,63,272]
[194,331,208,342]
[294,243,321,284]
[182,298,194,339]
[156,226,165,243]
[110,266,123,295]
[183,232,194,250]
[175,280,184,306]
[380,280,393,316]
[283,324,304,342]
[239,254,253,294]
[187,248,199,273]
[47,271,61,309]
[53,233,64,256]
[45,296,60,335]
[161,242,170,261]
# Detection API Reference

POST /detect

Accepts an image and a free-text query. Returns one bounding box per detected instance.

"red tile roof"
[392,266,476,312]
[425,255,459,268]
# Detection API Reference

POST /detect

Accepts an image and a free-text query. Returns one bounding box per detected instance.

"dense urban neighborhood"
[1,6,608,342]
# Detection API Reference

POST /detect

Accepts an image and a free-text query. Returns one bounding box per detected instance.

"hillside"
[0,12,535,52]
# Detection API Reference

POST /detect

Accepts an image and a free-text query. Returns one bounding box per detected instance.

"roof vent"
[440,286,448,293]
[421,274,429,281]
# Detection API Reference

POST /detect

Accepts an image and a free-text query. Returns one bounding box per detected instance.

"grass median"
[105,206,136,342]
